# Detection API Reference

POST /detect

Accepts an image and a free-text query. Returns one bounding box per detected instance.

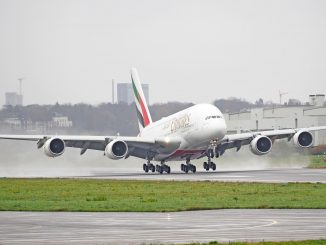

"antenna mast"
[279,90,288,105]
[18,77,24,95]
[112,79,115,104]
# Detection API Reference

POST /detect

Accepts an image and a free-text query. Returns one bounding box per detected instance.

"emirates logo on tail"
[131,68,152,131]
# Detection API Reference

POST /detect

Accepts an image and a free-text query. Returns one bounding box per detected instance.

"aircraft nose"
[210,118,227,139]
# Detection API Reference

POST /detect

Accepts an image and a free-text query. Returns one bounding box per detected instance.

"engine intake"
[250,135,272,155]
[43,138,65,157]
[293,131,313,148]
[105,140,128,159]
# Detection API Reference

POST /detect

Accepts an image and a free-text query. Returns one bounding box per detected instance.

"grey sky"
[0,0,326,106]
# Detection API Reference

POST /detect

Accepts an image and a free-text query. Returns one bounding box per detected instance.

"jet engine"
[105,140,128,159]
[293,130,313,148]
[43,138,65,157]
[250,135,272,155]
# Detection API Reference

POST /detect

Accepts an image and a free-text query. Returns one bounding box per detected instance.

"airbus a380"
[1,68,326,174]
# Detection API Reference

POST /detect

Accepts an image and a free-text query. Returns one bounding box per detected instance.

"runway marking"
[208,175,251,178]
[247,219,278,229]
[166,213,172,220]
[300,173,326,176]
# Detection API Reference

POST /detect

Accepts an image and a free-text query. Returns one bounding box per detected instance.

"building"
[48,116,73,128]
[309,94,325,106]
[223,95,326,146]
[1,116,72,132]
[117,83,149,105]
[5,92,23,106]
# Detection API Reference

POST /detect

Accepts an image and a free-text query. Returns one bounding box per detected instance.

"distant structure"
[4,78,24,106]
[2,115,73,132]
[112,79,115,104]
[18,78,23,96]
[224,94,326,145]
[279,90,288,105]
[48,115,73,128]
[117,83,149,105]
[5,92,23,106]
[309,94,325,107]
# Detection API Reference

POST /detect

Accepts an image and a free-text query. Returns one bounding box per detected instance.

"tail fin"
[130,68,152,132]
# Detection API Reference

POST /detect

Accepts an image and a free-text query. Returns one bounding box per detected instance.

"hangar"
[224,95,326,146]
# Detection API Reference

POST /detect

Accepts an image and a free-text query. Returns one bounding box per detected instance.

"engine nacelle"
[105,140,128,159]
[43,138,65,157]
[293,130,313,148]
[250,135,272,155]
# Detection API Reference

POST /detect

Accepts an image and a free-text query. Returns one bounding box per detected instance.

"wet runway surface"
[0,210,325,244]
[78,168,326,183]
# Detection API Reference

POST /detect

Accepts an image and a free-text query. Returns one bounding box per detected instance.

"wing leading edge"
[0,134,181,159]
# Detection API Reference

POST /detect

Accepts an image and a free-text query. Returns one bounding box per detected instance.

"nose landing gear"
[203,149,216,171]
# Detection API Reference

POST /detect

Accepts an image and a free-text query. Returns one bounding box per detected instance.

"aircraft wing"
[217,126,326,153]
[0,134,181,159]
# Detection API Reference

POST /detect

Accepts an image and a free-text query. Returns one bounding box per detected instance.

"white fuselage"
[140,104,227,161]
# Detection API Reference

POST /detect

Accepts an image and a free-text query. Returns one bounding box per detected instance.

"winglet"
[130,68,152,133]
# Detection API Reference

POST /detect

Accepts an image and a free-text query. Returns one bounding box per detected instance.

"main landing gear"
[203,149,216,171]
[143,161,171,174]
[181,159,196,173]
[156,163,171,174]
[203,161,216,171]
[143,163,155,173]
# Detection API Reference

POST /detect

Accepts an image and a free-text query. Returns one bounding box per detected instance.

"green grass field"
[1,179,326,211]
[309,155,326,168]
[194,240,326,245]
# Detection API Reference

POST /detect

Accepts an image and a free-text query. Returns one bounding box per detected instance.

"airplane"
[1,68,326,174]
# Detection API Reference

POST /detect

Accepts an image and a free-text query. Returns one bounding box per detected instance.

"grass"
[308,155,326,169]
[1,179,326,212]
[189,240,326,245]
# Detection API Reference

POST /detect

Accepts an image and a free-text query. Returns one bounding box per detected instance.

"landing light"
[165,137,170,144]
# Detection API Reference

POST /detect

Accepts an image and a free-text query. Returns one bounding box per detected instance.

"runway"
[0,209,325,244]
[79,168,326,183]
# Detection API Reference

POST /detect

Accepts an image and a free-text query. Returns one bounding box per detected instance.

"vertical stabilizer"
[131,68,152,132]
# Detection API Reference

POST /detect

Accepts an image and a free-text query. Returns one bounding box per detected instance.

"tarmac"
[80,168,326,183]
[1,168,326,244]
[0,209,325,244]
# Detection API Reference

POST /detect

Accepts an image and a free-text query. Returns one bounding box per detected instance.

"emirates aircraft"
[1,68,326,174]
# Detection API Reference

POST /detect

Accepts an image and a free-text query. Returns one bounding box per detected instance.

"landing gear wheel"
[155,165,162,174]
[156,164,167,174]
[149,164,155,172]
[143,163,155,173]
[181,163,196,173]
[203,162,209,171]
[211,162,216,171]
[215,152,220,158]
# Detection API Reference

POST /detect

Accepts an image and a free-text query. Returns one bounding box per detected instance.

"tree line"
[0,97,304,135]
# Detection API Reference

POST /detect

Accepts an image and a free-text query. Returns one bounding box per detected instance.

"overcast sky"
[0,0,325,106]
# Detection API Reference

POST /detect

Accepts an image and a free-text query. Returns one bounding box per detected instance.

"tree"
[288,99,302,106]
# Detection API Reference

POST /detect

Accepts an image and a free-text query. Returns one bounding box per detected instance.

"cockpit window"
[205,115,222,120]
